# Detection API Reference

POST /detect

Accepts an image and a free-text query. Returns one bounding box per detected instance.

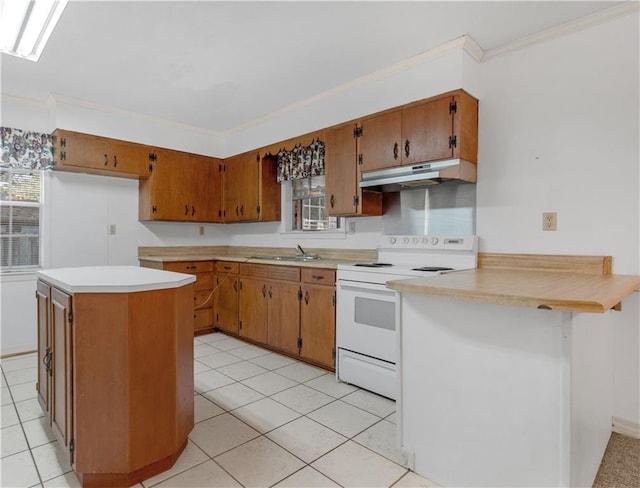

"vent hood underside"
[359,159,476,192]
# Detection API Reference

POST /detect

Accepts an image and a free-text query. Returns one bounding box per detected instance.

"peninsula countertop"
[37,265,196,294]
[387,268,640,313]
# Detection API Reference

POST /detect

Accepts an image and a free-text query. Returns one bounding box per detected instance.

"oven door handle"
[338,281,397,296]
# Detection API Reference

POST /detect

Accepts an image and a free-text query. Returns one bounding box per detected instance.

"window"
[0,167,41,270]
[291,175,339,231]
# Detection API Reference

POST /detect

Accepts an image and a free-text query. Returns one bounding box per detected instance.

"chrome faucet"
[296,244,306,257]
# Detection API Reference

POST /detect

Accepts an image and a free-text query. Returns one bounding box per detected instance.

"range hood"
[359,159,476,192]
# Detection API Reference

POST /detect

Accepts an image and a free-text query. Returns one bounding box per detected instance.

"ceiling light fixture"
[0,0,68,61]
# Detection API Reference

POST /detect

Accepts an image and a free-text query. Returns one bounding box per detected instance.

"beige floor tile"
[141,440,209,487]
[9,381,38,403]
[193,394,224,423]
[43,471,82,487]
[4,367,38,386]
[312,441,407,488]
[1,354,38,372]
[213,337,249,351]
[188,413,259,457]
[249,352,297,370]
[15,397,45,423]
[197,350,243,369]
[271,384,334,414]
[22,416,57,448]
[1,386,12,406]
[386,411,397,424]
[32,441,73,482]
[1,374,6,388]
[217,360,268,381]
[307,400,379,438]
[193,343,219,359]
[267,416,347,463]
[194,369,235,393]
[202,382,264,411]
[1,404,20,428]
[231,397,300,433]
[196,332,229,344]
[215,436,305,488]
[341,389,396,418]
[392,470,441,487]
[274,466,340,487]
[353,419,407,466]
[153,460,240,487]
[241,371,297,396]
[304,373,359,398]
[275,362,327,383]
[193,360,211,374]
[0,450,41,487]
[1,423,29,458]
[228,344,272,360]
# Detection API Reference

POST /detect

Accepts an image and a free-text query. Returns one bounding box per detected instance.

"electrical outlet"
[199,226,205,236]
[348,221,356,233]
[542,212,557,231]
[108,224,116,235]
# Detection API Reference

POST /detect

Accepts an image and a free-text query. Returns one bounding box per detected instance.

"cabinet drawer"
[194,289,214,309]
[240,263,270,279]
[216,261,239,274]
[301,268,335,285]
[194,273,214,291]
[194,308,213,329]
[165,261,214,273]
[269,266,300,282]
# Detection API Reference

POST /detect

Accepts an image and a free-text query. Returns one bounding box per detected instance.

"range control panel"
[378,235,478,251]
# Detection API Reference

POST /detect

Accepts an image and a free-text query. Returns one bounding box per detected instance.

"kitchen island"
[387,257,640,487]
[36,266,196,488]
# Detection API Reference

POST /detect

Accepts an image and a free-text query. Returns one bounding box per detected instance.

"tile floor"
[1,332,437,487]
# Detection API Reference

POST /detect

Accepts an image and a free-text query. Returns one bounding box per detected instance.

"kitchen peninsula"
[36,266,196,487]
[387,255,640,487]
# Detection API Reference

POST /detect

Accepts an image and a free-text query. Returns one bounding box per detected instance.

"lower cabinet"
[300,268,336,368]
[36,277,194,487]
[213,261,239,335]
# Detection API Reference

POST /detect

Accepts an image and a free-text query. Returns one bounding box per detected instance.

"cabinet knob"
[404,140,410,158]
[393,142,399,160]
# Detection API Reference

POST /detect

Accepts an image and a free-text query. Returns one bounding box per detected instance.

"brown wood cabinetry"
[300,268,336,369]
[358,89,478,171]
[139,149,222,223]
[222,152,280,223]
[140,259,215,334]
[36,275,194,487]
[325,123,383,217]
[214,261,239,335]
[51,129,154,178]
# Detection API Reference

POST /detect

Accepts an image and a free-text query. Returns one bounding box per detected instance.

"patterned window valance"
[1,127,53,170]
[276,139,325,182]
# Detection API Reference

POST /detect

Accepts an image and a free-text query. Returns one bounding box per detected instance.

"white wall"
[1,10,638,429]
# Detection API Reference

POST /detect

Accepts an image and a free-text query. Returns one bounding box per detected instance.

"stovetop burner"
[353,262,394,268]
[412,266,454,272]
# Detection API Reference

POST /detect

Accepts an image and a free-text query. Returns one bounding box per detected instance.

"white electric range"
[336,235,478,399]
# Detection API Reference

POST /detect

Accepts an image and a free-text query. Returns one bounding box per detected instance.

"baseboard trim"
[612,416,640,439]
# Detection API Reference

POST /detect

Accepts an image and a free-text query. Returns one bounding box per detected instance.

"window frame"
[0,166,43,273]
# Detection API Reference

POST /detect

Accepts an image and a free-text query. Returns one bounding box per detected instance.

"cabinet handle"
[224,265,232,270]
[330,194,335,208]
[268,286,273,298]
[233,280,238,292]
[393,142,399,160]
[192,206,195,216]
[104,154,109,166]
[113,155,118,167]
[311,274,325,281]
[304,290,309,305]
[404,140,410,158]
[262,285,267,298]
[235,206,239,216]
[184,205,189,216]
[240,205,244,216]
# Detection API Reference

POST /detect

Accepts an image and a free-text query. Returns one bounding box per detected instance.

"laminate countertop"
[387,268,640,313]
[37,265,196,294]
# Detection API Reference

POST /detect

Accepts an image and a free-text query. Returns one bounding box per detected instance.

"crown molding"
[483,2,640,61]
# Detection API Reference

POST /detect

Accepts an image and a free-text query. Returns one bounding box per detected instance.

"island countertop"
[387,268,640,313]
[37,265,196,294]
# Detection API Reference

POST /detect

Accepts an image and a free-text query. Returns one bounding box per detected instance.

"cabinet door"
[50,287,73,454]
[224,153,260,222]
[214,274,239,334]
[141,149,191,221]
[190,154,222,223]
[267,282,300,356]
[36,281,51,415]
[54,130,110,171]
[402,96,454,165]
[326,123,358,215]
[359,111,402,172]
[238,278,267,343]
[300,284,336,369]
[110,140,151,176]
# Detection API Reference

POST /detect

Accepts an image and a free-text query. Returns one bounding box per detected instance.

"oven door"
[336,279,396,363]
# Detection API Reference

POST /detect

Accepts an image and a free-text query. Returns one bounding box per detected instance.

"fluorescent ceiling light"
[0,0,68,61]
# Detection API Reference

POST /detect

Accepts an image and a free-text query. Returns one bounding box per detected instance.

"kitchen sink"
[249,255,321,262]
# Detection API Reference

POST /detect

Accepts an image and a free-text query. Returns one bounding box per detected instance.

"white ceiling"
[0,1,624,134]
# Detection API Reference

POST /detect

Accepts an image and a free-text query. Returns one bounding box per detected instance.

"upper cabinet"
[222,152,280,223]
[325,123,382,217]
[51,129,154,178]
[358,89,478,171]
[139,148,222,223]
